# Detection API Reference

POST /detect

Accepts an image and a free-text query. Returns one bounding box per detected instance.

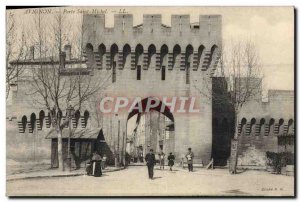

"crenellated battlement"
[83,14,221,35]
[81,13,222,78]
[82,14,222,52]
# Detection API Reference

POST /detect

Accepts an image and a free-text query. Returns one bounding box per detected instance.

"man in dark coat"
[145,149,156,179]
[167,152,175,171]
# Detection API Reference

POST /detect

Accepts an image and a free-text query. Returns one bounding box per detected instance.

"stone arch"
[249,118,256,135]
[239,118,247,135]
[74,110,80,128]
[127,97,174,122]
[135,44,144,67]
[39,110,45,130]
[160,44,168,67]
[185,44,194,64]
[198,45,205,67]
[173,44,181,68]
[126,97,175,156]
[123,44,131,68]
[98,44,106,68]
[268,118,275,135]
[111,44,118,82]
[259,118,265,135]
[110,44,119,65]
[22,115,27,132]
[185,44,193,84]
[30,113,37,133]
[56,110,62,126]
[278,118,284,135]
[208,44,218,68]
[148,44,156,67]
[85,43,95,68]
[83,110,90,128]
[288,119,294,135]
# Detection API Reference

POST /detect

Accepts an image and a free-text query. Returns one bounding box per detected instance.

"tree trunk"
[234,112,239,140]
[56,125,64,171]
[229,111,240,174]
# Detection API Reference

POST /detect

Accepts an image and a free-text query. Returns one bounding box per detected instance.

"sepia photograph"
[5,6,295,197]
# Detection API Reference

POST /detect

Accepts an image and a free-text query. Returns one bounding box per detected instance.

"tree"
[6,11,27,100]
[194,39,263,173]
[21,9,111,171]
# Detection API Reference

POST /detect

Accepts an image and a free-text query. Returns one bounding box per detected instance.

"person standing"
[91,151,102,177]
[145,149,156,179]
[185,148,194,172]
[101,154,107,170]
[158,151,165,170]
[167,152,175,171]
[125,152,131,167]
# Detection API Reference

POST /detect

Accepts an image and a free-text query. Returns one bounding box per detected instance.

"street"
[7,166,294,196]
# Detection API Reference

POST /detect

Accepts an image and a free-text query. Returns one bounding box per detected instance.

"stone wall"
[6,13,222,166]
[237,90,294,169]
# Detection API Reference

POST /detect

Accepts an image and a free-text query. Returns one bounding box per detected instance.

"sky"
[8,6,294,91]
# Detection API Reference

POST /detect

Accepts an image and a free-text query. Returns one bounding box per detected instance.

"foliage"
[266,151,294,174]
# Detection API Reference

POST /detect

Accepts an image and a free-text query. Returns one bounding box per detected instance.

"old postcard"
[6,6,295,197]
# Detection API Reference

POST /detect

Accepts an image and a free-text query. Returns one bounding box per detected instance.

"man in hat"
[145,149,156,179]
[185,147,194,172]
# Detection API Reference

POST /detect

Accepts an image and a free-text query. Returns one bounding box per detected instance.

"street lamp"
[66,104,75,172]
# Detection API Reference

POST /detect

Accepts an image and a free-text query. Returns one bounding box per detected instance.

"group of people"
[145,147,194,179]
[86,151,107,177]
[87,147,195,179]
[156,151,175,171]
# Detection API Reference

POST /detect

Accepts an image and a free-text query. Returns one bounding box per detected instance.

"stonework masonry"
[6,13,294,169]
[6,14,222,166]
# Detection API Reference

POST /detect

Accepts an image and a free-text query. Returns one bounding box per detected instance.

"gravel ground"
[6,166,294,197]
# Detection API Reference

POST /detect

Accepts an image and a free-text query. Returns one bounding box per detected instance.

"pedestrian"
[91,151,102,177]
[145,149,156,179]
[167,152,175,171]
[125,152,131,167]
[158,151,165,170]
[102,154,107,170]
[185,148,194,172]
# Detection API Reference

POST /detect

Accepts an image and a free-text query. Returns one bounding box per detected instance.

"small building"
[46,128,114,169]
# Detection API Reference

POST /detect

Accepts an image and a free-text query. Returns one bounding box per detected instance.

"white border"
[1,1,298,202]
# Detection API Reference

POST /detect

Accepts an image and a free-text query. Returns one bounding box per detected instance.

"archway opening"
[173,44,181,68]
[148,44,156,67]
[111,44,118,83]
[98,44,106,68]
[39,110,45,130]
[30,113,36,133]
[185,45,193,84]
[123,44,131,68]
[126,97,175,165]
[85,43,94,68]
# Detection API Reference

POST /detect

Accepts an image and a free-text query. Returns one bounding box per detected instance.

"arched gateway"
[81,14,222,165]
[9,14,222,167]
[126,97,175,161]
